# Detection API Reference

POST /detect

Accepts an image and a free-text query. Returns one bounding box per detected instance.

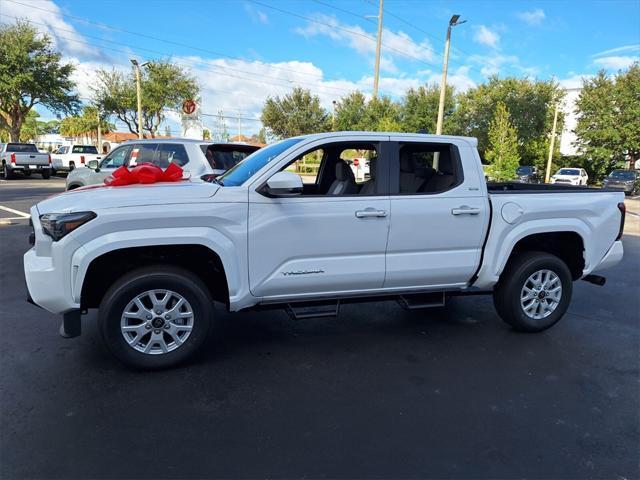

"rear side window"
[72,145,98,154]
[394,143,462,195]
[154,144,189,167]
[7,143,38,153]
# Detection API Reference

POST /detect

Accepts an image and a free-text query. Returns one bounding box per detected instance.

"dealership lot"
[1,178,639,479]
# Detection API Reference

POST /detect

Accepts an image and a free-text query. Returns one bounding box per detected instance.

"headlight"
[39,211,97,241]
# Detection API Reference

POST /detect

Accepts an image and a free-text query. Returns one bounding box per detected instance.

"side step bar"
[582,274,606,286]
[398,292,446,310]
[286,300,341,320]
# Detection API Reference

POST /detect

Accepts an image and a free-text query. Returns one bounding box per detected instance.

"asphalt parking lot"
[1,176,639,479]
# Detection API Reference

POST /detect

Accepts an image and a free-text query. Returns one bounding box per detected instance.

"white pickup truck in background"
[51,144,102,173]
[24,132,626,369]
[1,143,51,179]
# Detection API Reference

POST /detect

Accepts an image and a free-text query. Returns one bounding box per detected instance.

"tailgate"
[14,153,49,166]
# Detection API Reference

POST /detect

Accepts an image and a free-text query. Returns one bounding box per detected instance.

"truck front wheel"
[98,266,213,369]
[493,252,572,332]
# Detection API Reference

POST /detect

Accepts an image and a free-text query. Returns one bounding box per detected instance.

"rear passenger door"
[384,138,489,289]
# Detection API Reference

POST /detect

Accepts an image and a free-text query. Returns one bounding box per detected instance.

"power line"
[248,0,438,69]
[2,0,332,83]
[0,13,357,95]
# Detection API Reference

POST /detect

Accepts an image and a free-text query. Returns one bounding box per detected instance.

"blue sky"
[2,0,639,135]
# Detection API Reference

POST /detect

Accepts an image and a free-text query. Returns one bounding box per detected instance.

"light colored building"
[559,89,582,157]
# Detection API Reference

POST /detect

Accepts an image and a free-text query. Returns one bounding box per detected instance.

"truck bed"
[487,182,616,193]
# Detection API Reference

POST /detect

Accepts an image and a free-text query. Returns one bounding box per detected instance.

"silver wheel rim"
[520,269,562,320]
[120,289,194,355]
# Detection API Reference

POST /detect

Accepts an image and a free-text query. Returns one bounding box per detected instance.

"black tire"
[493,251,572,333]
[68,162,75,171]
[98,266,213,369]
[2,164,13,180]
[41,170,50,179]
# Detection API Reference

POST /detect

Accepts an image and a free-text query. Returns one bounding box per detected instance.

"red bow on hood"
[105,162,184,187]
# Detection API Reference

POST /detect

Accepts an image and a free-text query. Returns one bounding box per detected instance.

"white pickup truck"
[1,142,51,179]
[51,144,102,173]
[24,132,626,369]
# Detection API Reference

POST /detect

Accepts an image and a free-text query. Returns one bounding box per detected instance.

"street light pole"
[372,0,384,98]
[435,15,465,137]
[130,59,148,139]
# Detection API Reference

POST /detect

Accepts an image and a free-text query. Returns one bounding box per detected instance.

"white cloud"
[0,0,105,60]
[473,25,500,48]
[592,44,640,57]
[517,9,545,26]
[295,14,434,73]
[470,53,519,77]
[243,3,269,25]
[593,56,639,70]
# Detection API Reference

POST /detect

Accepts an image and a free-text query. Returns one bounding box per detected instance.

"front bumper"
[24,248,80,314]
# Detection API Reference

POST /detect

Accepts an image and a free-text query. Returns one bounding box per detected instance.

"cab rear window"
[7,143,38,153]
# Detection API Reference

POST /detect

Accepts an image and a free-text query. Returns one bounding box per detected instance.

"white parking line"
[0,205,30,218]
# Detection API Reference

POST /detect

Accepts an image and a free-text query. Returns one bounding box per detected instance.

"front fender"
[71,226,250,309]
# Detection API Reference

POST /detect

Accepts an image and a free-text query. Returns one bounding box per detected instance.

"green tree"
[0,21,79,141]
[261,87,329,138]
[59,106,112,140]
[451,77,562,169]
[573,64,640,180]
[92,61,198,138]
[334,91,368,131]
[485,102,520,181]
[400,84,455,133]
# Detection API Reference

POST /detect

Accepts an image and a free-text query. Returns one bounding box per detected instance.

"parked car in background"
[65,139,219,190]
[551,168,589,186]
[0,142,51,179]
[25,132,625,369]
[200,143,260,176]
[603,169,639,196]
[345,157,370,181]
[51,144,103,174]
[515,165,541,183]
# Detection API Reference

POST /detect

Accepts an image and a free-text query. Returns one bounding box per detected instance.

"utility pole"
[372,0,384,98]
[545,103,560,183]
[545,87,580,183]
[332,100,337,131]
[130,59,148,139]
[96,107,102,154]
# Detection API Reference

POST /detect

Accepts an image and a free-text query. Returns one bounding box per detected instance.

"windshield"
[558,169,580,175]
[7,143,38,153]
[218,138,303,186]
[609,170,635,180]
[516,166,534,175]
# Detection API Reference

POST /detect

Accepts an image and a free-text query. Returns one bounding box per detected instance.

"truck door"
[383,138,489,289]
[248,138,391,299]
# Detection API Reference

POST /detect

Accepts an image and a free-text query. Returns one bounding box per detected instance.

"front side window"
[154,144,189,167]
[276,142,380,196]
[100,146,132,169]
[395,143,462,194]
[610,170,636,180]
[127,144,158,166]
[220,137,302,186]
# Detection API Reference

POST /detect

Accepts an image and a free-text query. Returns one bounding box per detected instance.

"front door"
[248,140,391,299]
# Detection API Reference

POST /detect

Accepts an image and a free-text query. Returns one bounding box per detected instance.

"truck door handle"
[451,206,481,216]
[355,209,387,218]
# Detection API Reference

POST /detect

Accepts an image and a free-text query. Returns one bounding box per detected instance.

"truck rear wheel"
[41,170,50,179]
[3,164,13,180]
[493,252,572,332]
[98,266,213,369]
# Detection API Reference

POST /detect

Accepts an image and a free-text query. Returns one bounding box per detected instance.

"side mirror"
[263,171,303,197]
[87,160,99,171]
